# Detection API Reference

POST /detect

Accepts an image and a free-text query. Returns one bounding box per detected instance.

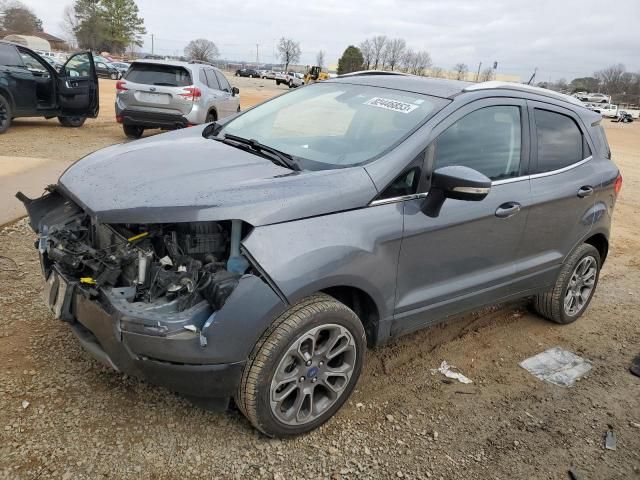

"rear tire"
[236,294,366,437]
[206,111,217,123]
[58,116,86,128]
[0,94,12,134]
[532,243,601,324]
[123,124,144,139]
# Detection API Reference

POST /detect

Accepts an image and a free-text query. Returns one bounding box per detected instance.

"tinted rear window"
[534,109,587,173]
[592,124,611,159]
[0,44,23,67]
[125,63,191,87]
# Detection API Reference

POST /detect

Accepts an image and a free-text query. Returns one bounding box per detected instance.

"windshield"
[218,82,447,169]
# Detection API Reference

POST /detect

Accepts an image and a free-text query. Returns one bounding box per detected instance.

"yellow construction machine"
[304,65,330,84]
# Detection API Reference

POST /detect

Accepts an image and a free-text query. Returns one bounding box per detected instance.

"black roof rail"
[188,60,216,67]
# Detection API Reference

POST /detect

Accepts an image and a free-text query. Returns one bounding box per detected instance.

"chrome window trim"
[370,156,592,205]
[370,193,428,206]
[529,156,592,179]
[492,176,528,186]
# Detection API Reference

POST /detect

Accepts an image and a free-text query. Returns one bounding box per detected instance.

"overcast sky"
[20,0,640,81]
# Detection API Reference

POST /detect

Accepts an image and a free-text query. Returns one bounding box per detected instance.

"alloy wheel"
[564,255,597,316]
[270,323,357,426]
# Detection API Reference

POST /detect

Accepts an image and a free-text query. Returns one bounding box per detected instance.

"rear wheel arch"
[584,233,609,264]
[206,108,218,122]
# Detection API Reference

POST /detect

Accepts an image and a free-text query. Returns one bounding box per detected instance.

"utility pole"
[151,34,154,55]
[475,62,482,82]
[256,43,259,65]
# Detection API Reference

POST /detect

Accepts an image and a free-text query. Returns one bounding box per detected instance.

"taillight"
[179,86,202,101]
[614,173,622,196]
[116,80,127,92]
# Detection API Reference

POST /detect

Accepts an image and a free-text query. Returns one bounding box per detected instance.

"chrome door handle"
[577,186,594,198]
[495,202,521,218]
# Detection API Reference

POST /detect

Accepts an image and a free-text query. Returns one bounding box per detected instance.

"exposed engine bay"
[29,190,251,318]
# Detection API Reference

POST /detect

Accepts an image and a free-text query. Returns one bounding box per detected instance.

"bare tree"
[184,39,220,63]
[359,39,373,70]
[371,35,387,69]
[384,38,406,71]
[595,63,626,93]
[430,66,444,78]
[316,50,325,68]
[60,4,79,49]
[277,37,301,72]
[454,63,468,81]
[479,67,495,82]
[401,49,432,76]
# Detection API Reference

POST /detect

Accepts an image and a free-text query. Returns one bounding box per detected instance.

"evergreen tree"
[337,46,363,75]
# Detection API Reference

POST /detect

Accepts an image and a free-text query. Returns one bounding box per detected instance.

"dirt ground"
[0,86,639,479]
[0,73,287,162]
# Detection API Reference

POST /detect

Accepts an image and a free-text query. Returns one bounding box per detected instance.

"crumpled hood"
[59,126,377,226]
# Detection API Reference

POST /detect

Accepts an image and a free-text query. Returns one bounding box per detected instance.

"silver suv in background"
[115,60,240,138]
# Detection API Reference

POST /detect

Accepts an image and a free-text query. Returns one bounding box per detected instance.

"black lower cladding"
[70,290,245,403]
[119,108,189,128]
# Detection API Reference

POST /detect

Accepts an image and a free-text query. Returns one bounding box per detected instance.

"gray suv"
[115,60,240,138]
[19,75,621,437]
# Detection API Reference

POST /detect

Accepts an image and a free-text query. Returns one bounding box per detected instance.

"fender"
[242,202,405,331]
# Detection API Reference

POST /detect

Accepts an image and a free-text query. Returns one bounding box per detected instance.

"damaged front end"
[17,186,287,402]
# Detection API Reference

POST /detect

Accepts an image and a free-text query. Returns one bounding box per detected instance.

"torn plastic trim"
[241,244,290,306]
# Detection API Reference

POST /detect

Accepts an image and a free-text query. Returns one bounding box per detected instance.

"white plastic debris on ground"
[431,361,473,384]
[519,347,592,387]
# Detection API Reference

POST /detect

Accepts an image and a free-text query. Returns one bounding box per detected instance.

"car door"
[213,69,238,117]
[393,98,531,336]
[57,52,99,118]
[0,43,36,114]
[512,101,599,290]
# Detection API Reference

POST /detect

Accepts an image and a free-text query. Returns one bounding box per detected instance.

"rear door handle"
[495,202,521,218]
[577,186,594,198]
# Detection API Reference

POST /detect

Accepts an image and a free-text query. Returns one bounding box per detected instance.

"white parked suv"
[286,72,304,88]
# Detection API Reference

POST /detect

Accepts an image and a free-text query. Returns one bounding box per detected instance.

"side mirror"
[232,86,240,96]
[421,165,491,217]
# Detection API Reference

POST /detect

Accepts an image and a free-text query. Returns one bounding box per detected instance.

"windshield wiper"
[222,134,300,171]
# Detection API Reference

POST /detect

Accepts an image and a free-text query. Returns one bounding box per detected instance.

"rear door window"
[0,44,23,67]
[205,69,220,90]
[533,109,590,173]
[434,106,522,181]
[125,63,191,86]
[214,70,231,92]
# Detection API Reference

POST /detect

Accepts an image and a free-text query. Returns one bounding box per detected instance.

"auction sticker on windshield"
[364,97,419,114]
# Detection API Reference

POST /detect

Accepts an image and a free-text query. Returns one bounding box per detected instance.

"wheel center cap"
[307,366,319,378]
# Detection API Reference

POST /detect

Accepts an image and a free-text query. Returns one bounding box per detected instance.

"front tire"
[236,294,366,437]
[0,94,12,134]
[532,243,601,324]
[58,116,86,128]
[123,124,144,139]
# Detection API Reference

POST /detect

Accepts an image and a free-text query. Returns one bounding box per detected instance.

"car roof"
[131,59,217,71]
[328,73,586,109]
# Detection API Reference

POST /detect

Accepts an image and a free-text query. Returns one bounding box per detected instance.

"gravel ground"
[0,74,286,162]
[0,118,639,479]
